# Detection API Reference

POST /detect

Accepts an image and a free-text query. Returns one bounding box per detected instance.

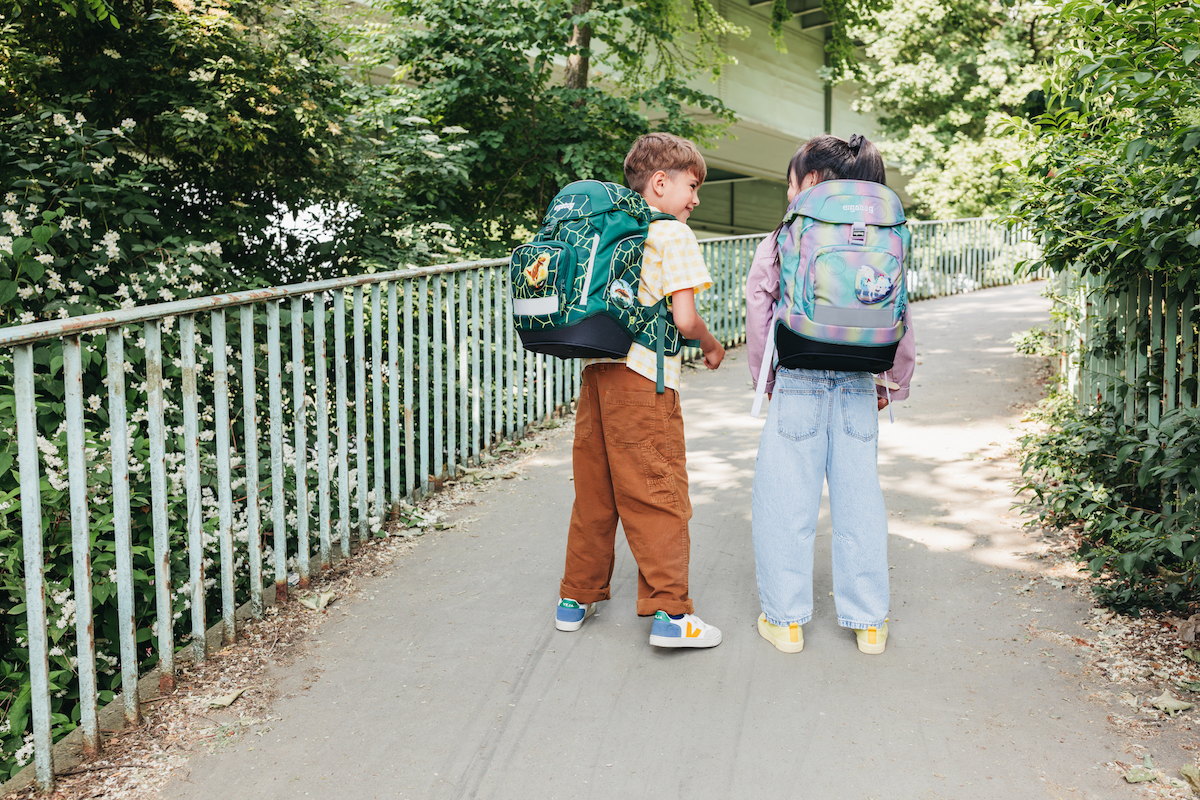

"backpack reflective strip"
[579,234,601,303]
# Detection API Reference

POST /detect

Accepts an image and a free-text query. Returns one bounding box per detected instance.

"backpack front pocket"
[807,245,903,330]
[510,241,576,317]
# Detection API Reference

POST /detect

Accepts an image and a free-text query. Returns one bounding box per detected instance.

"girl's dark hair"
[787,133,886,187]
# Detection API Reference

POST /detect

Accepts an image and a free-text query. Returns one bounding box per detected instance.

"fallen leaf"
[1177,680,1200,693]
[1180,615,1200,643]
[1151,690,1194,716]
[1183,649,1200,663]
[208,688,246,708]
[1181,764,1200,792]
[1119,691,1139,709]
[1123,767,1157,783]
[299,591,336,611]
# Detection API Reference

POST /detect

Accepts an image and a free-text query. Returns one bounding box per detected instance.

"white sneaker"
[648,611,722,648]
[555,598,596,631]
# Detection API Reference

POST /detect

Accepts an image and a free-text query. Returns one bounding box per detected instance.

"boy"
[555,132,726,648]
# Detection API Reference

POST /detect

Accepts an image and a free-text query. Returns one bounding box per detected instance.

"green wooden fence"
[1051,267,1200,419]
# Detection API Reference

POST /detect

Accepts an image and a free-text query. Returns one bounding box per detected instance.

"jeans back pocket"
[840,387,878,442]
[776,388,825,442]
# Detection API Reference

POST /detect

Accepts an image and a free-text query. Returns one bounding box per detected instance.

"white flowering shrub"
[0,111,233,328]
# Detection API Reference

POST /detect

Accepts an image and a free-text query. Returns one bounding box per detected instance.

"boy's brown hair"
[623,132,707,194]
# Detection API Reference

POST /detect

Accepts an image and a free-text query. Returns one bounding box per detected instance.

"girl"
[744,134,915,655]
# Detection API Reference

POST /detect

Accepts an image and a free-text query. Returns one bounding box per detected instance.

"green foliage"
[1017,398,1200,614]
[354,0,737,254]
[1010,325,1059,358]
[1,0,476,287]
[847,0,1058,218]
[1011,0,1200,298]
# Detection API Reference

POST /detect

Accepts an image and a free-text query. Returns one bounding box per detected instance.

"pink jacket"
[744,233,915,401]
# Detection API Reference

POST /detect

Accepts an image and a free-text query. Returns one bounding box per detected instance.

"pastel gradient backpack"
[510,180,695,393]
[752,179,910,416]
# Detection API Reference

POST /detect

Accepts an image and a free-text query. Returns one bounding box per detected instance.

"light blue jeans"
[751,368,889,630]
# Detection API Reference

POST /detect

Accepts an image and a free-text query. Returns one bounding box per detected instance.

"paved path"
[160,282,1123,800]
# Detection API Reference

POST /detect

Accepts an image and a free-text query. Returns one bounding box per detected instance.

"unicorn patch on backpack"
[855,267,894,304]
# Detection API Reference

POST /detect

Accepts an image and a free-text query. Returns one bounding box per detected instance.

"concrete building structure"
[684,0,906,237]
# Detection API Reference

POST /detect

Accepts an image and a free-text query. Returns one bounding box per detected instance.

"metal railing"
[0,218,1030,791]
[905,217,1038,300]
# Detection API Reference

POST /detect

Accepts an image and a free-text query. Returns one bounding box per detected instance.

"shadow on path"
[159,281,1120,800]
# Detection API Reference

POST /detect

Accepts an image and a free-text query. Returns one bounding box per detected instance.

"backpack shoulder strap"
[649,212,677,223]
[650,300,700,394]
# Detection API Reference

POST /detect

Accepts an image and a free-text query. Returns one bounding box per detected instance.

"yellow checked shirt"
[586,213,713,392]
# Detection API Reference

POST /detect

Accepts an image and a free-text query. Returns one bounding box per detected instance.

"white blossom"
[179,107,209,124]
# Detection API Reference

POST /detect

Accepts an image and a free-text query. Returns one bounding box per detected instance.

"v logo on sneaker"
[686,622,701,638]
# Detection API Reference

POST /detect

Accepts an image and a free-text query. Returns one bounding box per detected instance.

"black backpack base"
[518,314,633,360]
[775,323,898,375]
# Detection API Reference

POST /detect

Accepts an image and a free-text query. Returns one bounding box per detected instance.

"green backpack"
[510,180,696,393]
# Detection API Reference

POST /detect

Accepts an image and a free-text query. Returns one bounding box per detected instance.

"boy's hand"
[703,340,725,370]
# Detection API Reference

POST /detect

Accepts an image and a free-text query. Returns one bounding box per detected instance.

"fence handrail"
[0,257,509,348]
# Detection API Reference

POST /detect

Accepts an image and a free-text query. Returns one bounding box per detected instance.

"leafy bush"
[846,0,1058,219]
[1011,0,1200,298]
[355,0,737,253]
[1017,397,1200,613]
[1,0,477,286]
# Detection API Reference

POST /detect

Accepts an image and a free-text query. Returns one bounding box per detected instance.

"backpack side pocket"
[511,241,577,321]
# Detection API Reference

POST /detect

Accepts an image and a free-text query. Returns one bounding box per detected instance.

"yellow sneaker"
[855,621,888,654]
[757,613,803,653]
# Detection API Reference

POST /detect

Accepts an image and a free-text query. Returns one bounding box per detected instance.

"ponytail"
[787,134,886,188]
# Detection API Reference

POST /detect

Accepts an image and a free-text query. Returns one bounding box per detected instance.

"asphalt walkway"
[160,281,1122,800]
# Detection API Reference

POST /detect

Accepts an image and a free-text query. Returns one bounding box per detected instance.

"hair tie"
[847,134,864,154]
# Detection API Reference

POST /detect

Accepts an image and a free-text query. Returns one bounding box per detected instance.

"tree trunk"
[564,0,592,91]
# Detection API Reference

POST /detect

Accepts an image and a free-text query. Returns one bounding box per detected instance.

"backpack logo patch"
[523,253,551,288]
[842,203,875,214]
[607,278,634,309]
[854,266,894,304]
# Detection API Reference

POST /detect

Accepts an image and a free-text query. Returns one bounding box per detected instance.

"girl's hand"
[877,397,890,411]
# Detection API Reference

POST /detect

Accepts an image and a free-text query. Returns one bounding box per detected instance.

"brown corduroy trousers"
[559,363,694,616]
